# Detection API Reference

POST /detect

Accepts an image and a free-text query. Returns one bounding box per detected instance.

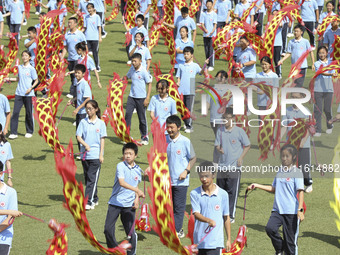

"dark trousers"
[294,68,306,88]
[265,211,299,255]
[121,0,126,15]
[143,17,149,30]
[96,12,106,34]
[216,170,241,219]
[87,40,100,69]
[217,22,226,30]
[274,46,282,77]
[198,248,222,255]
[254,12,264,36]
[318,5,323,14]
[183,95,195,129]
[76,113,87,151]
[125,96,148,138]
[302,21,315,46]
[172,185,188,232]
[36,0,41,13]
[203,37,214,67]
[10,95,34,135]
[158,6,165,19]
[314,92,333,132]
[0,244,10,255]
[282,22,288,53]
[82,159,101,206]
[195,4,204,24]
[68,60,77,96]
[298,148,313,186]
[9,23,20,45]
[210,122,221,164]
[126,40,132,59]
[104,205,137,255]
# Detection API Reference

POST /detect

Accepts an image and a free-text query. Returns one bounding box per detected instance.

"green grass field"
[0,3,340,255]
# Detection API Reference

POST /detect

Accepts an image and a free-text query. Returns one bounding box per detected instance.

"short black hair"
[75,41,87,51]
[223,107,234,117]
[317,45,328,54]
[136,14,145,21]
[260,56,272,65]
[166,115,181,128]
[156,79,169,89]
[180,26,188,33]
[131,53,142,60]
[240,36,249,42]
[293,24,304,32]
[181,7,189,14]
[27,26,37,33]
[22,50,32,57]
[74,64,86,74]
[215,70,228,79]
[123,142,138,155]
[68,17,78,23]
[196,161,216,174]
[326,1,334,6]
[134,32,144,40]
[87,3,94,8]
[206,0,213,4]
[0,161,3,172]
[183,46,194,54]
[280,144,298,164]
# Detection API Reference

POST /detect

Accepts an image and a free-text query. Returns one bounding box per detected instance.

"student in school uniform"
[61,17,87,99]
[236,36,257,78]
[78,0,91,15]
[316,1,335,32]
[92,0,107,38]
[76,100,107,210]
[0,124,13,187]
[175,26,194,74]
[125,53,152,145]
[279,24,315,87]
[6,0,25,44]
[24,27,37,67]
[191,161,231,254]
[0,11,4,38]
[300,0,319,47]
[129,32,152,72]
[138,0,151,29]
[0,161,22,255]
[166,115,196,238]
[215,0,231,30]
[200,0,217,71]
[322,18,340,59]
[234,0,255,25]
[147,79,177,129]
[0,94,10,136]
[215,108,250,223]
[83,3,102,72]
[6,51,38,140]
[104,143,145,255]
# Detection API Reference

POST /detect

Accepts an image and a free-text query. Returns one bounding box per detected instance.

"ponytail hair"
[0,124,7,144]
[85,100,101,118]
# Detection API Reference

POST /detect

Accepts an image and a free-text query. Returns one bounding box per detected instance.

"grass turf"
[0,4,339,255]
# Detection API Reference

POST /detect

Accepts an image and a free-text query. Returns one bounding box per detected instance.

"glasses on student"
[86,107,95,111]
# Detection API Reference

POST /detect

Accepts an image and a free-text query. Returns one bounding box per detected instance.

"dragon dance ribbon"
[222,225,247,255]
[188,0,200,17]
[330,135,340,236]
[54,141,131,254]
[106,1,120,21]
[147,120,196,254]
[107,72,139,144]
[24,0,38,19]
[33,97,65,154]
[46,219,69,255]
[317,15,340,38]
[0,34,18,88]
[285,118,314,152]
[124,0,137,29]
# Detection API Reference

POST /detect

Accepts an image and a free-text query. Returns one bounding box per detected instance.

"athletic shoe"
[208,67,214,71]
[97,68,101,73]
[287,32,294,38]
[25,133,33,138]
[85,204,94,210]
[281,53,286,57]
[94,202,99,206]
[141,137,149,145]
[23,21,27,26]
[73,121,76,126]
[305,185,313,193]
[177,229,185,238]
[88,51,93,55]
[66,93,73,99]
[314,132,321,137]
[8,134,18,139]
[133,108,137,113]
[35,12,40,15]
[127,60,132,65]
[230,218,235,224]
[102,31,108,38]
[76,156,81,160]
[184,128,193,133]
[326,128,333,134]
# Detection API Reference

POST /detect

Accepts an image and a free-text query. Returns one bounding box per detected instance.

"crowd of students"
[1,0,339,254]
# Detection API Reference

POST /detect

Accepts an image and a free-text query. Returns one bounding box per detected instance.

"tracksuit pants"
[172,185,188,232]
[82,159,101,206]
[183,95,195,129]
[125,96,148,138]
[10,95,34,135]
[314,92,333,133]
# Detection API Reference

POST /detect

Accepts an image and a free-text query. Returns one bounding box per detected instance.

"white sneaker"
[76,156,81,160]
[85,204,94,210]
[25,133,33,138]
[326,128,333,134]
[66,94,73,99]
[184,128,193,133]
[94,202,99,206]
[35,12,40,15]
[73,121,76,126]
[23,21,27,26]
[102,31,108,38]
[305,185,313,193]
[287,33,294,38]
[208,67,214,71]
[314,132,321,137]
[141,138,149,145]
[177,229,185,238]
[88,51,93,55]
[8,134,18,139]
[133,108,137,113]
[230,218,235,224]
[127,60,132,65]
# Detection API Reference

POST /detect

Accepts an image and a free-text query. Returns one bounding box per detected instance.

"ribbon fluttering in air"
[46,219,69,255]
[106,1,120,21]
[124,0,137,29]
[54,141,131,254]
[222,225,247,255]
[0,34,18,88]
[107,73,139,144]
[284,118,312,151]
[188,0,200,17]
[33,97,65,154]
[147,120,196,254]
